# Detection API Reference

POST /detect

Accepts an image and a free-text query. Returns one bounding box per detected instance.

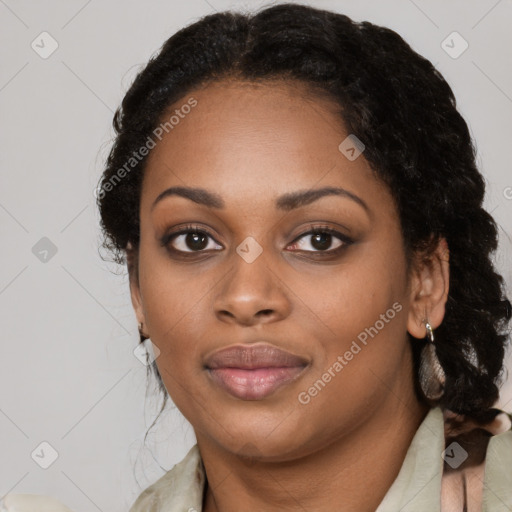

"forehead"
[142,79,383,210]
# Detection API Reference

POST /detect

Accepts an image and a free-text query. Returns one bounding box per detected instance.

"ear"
[126,242,147,332]
[407,237,450,339]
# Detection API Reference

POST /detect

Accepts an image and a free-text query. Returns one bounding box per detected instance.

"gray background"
[1,0,511,510]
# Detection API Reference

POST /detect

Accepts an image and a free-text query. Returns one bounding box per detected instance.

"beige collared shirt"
[128,406,512,512]
[2,407,510,511]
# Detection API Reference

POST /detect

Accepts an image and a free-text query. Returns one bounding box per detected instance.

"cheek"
[293,279,410,438]
[292,275,409,389]
[292,236,411,394]
[137,243,213,365]
[139,267,212,411]
[291,235,408,341]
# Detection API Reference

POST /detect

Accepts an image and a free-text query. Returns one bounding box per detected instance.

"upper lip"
[205,343,309,370]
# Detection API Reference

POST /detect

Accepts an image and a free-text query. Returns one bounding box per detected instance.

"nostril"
[258,309,274,316]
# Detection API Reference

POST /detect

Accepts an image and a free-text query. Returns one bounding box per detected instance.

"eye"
[161,225,223,254]
[160,224,352,256]
[287,226,352,253]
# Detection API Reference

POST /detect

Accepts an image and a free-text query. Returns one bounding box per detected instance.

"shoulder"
[486,426,512,462]
[0,494,73,511]
[482,410,512,473]
[129,444,205,512]
[441,408,512,511]
[485,424,512,456]
[482,428,512,510]
[0,447,205,512]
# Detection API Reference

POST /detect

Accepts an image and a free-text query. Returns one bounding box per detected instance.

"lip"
[205,343,309,400]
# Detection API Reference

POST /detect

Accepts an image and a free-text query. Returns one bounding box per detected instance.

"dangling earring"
[138,322,148,343]
[137,322,161,365]
[418,320,446,401]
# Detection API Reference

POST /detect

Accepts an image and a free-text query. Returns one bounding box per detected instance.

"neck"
[198,392,429,512]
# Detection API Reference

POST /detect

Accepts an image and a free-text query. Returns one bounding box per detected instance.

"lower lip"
[207,366,306,400]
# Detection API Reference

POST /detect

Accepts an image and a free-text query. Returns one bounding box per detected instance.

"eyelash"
[287,225,353,256]
[160,223,353,258]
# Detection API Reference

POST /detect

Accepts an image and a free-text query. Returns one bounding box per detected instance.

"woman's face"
[131,79,425,460]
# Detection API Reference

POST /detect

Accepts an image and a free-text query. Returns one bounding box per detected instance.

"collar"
[128,406,449,512]
[376,406,445,512]
[129,444,205,512]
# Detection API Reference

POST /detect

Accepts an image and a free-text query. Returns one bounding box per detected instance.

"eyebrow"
[151,185,369,213]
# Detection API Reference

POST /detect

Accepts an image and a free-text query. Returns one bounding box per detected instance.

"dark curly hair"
[97,3,511,423]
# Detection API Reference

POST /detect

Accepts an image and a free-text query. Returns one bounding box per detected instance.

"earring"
[418,321,446,401]
[138,322,148,343]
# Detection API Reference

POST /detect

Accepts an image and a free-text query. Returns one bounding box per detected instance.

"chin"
[205,410,316,461]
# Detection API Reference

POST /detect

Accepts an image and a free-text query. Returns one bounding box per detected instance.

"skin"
[128,79,450,512]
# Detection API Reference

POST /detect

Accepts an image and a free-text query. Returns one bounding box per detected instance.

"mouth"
[204,343,309,400]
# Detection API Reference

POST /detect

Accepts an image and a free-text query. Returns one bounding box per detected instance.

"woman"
[3,3,510,511]
[98,4,512,510]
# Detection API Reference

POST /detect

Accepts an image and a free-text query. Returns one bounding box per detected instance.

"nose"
[213,250,292,326]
